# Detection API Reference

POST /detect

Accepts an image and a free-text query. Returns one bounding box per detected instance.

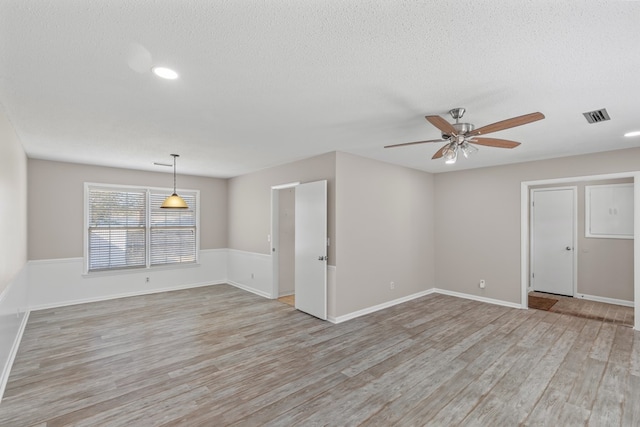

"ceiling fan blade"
[425,115,458,136]
[467,112,545,137]
[432,144,448,159]
[384,139,445,149]
[469,137,521,149]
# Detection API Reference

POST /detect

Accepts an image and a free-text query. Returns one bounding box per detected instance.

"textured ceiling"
[1,1,639,178]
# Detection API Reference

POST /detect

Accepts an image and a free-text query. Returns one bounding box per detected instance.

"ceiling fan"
[384,108,545,164]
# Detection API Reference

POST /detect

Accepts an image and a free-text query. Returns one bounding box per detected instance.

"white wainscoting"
[226,249,273,298]
[0,264,29,403]
[28,249,228,311]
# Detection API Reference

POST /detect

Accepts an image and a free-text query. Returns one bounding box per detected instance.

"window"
[149,191,197,265]
[85,184,199,273]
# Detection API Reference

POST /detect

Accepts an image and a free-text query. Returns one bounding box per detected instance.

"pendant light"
[161,154,188,209]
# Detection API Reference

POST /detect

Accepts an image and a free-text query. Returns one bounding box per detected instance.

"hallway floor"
[529,291,634,328]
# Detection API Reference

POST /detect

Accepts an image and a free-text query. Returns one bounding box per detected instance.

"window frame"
[84,182,200,274]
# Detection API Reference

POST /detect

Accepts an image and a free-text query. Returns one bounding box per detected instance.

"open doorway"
[270,180,328,320]
[271,183,298,305]
[521,172,640,330]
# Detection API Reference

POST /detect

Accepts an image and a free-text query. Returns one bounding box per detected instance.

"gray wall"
[335,152,435,316]
[28,159,228,260]
[227,152,336,261]
[435,147,640,305]
[0,110,27,295]
[226,151,436,317]
[531,178,634,301]
[277,187,295,295]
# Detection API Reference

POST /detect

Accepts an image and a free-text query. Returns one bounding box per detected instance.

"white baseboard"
[328,287,524,324]
[227,280,272,299]
[433,288,524,310]
[575,293,634,307]
[0,264,29,404]
[30,281,225,312]
[328,288,437,324]
[0,310,29,404]
[278,291,294,297]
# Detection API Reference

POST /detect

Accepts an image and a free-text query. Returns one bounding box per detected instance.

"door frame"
[529,186,577,297]
[520,171,640,331]
[270,182,300,299]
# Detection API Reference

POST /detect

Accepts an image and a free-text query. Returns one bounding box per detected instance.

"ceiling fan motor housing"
[442,122,474,139]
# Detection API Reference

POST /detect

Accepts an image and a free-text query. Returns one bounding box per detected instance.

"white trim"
[636,177,640,330]
[521,181,529,309]
[433,288,524,310]
[521,171,640,331]
[0,310,29,404]
[29,248,225,268]
[29,281,225,312]
[227,281,272,299]
[575,293,634,308]
[270,188,280,299]
[226,248,271,259]
[28,256,84,265]
[328,289,436,324]
[524,172,638,186]
[271,182,300,190]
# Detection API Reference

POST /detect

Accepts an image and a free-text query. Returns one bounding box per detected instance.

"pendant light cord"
[171,154,179,194]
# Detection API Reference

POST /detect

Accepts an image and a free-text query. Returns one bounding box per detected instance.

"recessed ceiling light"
[152,67,179,80]
[624,130,640,138]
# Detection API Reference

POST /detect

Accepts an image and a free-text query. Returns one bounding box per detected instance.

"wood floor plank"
[589,361,626,426]
[1,284,639,426]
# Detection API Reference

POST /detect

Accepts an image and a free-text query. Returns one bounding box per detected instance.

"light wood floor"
[529,291,634,327]
[277,294,295,307]
[2,284,640,426]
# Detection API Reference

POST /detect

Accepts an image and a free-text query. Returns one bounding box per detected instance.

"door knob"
[318,255,327,261]
[565,246,572,251]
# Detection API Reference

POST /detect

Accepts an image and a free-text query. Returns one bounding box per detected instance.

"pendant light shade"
[161,154,188,209]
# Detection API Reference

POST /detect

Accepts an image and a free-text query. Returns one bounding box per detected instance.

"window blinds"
[88,188,147,271]
[87,186,197,272]
[150,192,197,266]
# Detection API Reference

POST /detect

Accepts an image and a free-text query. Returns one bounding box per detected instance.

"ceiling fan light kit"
[384,107,545,165]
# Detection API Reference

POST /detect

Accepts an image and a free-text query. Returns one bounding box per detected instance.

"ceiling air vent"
[583,108,610,124]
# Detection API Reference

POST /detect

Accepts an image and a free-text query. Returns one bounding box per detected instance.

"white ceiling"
[1,1,639,178]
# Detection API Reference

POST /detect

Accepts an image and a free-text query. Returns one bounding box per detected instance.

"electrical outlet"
[390,281,395,290]
[251,273,255,279]
[146,277,150,283]
[479,279,486,289]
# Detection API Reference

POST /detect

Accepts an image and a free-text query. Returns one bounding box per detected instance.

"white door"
[531,188,576,296]
[294,180,328,320]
